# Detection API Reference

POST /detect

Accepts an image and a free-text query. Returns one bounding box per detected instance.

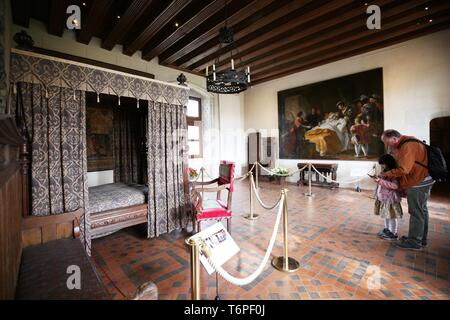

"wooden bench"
[297,162,339,189]
[16,238,110,299]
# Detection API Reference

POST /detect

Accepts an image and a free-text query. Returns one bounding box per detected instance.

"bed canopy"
[10,48,191,255]
[9,49,189,105]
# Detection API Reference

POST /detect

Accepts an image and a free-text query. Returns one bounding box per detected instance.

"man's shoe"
[401,236,427,247]
[394,240,421,251]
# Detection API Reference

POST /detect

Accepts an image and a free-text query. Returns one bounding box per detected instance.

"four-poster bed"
[9,48,191,254]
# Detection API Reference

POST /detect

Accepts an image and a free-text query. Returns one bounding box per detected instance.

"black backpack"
[399,139,448,183]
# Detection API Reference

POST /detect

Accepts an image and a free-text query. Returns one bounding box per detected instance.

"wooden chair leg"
[197,221,201,232]
[227,218,231,234]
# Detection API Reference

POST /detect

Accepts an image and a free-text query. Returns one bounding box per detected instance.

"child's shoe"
[378,228,390,238]
[387,231,398,240]
[380,230,397,240]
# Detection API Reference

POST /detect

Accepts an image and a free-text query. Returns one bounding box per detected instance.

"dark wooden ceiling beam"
[158,0,275,65]
[77,0,115,44]
[249,0,435,76]
[177,0,314,69]
[251,11,450,84]
[187,0,356,71]
[10,0,31,28]
[141,0,230,61]
[253,21,450,85]
[169,0,293,67]
[213,0,407,73]
[122,0,192,56]
[252,0,448,78]
[101,0,154,51]
[47,0,70,37]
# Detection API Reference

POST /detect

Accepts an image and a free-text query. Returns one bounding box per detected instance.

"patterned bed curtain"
[0,0,6,114]
[16,82,91,254]
[147,101,189,237]
[113,106,147,184]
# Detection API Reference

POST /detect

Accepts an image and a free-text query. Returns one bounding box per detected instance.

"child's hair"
[378,154,397,171]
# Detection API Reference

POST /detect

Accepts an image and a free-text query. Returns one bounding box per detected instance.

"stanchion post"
[271,189,300,273]
[283,190,289,269]
[200,167,205,200]
[244,171,259,220]
[187,238,201,300]
[304,163,314,197]
[255,162,259,190]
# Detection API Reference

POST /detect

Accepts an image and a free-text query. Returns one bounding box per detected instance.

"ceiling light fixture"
[205,26,250,94]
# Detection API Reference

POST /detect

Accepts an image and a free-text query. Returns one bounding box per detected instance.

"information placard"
[188,223,240,274]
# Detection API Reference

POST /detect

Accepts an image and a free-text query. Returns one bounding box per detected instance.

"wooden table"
[297,162,339,189]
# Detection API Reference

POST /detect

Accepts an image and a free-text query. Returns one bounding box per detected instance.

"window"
[187,97,202,158]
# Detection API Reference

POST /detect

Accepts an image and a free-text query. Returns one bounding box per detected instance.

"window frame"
[187,96,203,159]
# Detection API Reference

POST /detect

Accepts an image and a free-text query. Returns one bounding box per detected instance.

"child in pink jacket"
[373,154,404,240]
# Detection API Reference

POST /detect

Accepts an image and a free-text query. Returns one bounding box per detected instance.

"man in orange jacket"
[380,129,435,250]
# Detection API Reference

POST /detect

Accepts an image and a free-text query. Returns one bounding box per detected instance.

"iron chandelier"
[205,26,250,94]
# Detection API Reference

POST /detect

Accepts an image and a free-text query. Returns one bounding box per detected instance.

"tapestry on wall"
[278,68,384,160]
[86,105,114,172]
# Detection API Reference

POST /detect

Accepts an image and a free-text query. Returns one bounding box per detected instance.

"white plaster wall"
[244,29,450,190]
[218,93,246,175]
[87,170,113,187]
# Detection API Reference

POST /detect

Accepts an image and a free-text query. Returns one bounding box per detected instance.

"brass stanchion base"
[243,213,259,220]
[303,193,315,197]
[271,256,301,273]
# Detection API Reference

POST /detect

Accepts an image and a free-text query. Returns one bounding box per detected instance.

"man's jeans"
[406,184,433,246]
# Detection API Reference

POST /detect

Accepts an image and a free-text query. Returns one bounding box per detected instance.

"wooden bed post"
[19,137,30,217]
[15,84,31,217]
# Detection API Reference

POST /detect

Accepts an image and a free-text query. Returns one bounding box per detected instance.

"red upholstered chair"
[191,161,235,234]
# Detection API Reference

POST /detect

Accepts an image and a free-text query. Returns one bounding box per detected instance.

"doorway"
[430,116,450,201]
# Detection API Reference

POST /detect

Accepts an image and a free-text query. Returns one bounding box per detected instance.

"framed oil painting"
[278,68,384,160]
[86,106,114,171]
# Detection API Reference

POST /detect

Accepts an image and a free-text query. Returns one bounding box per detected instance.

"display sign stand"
[186,222,240,300]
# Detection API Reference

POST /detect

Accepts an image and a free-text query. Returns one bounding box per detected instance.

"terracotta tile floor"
[91,180,450,300]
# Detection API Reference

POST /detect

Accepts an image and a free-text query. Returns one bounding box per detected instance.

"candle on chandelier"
[206,65,208,76]
[231,59,234,69]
